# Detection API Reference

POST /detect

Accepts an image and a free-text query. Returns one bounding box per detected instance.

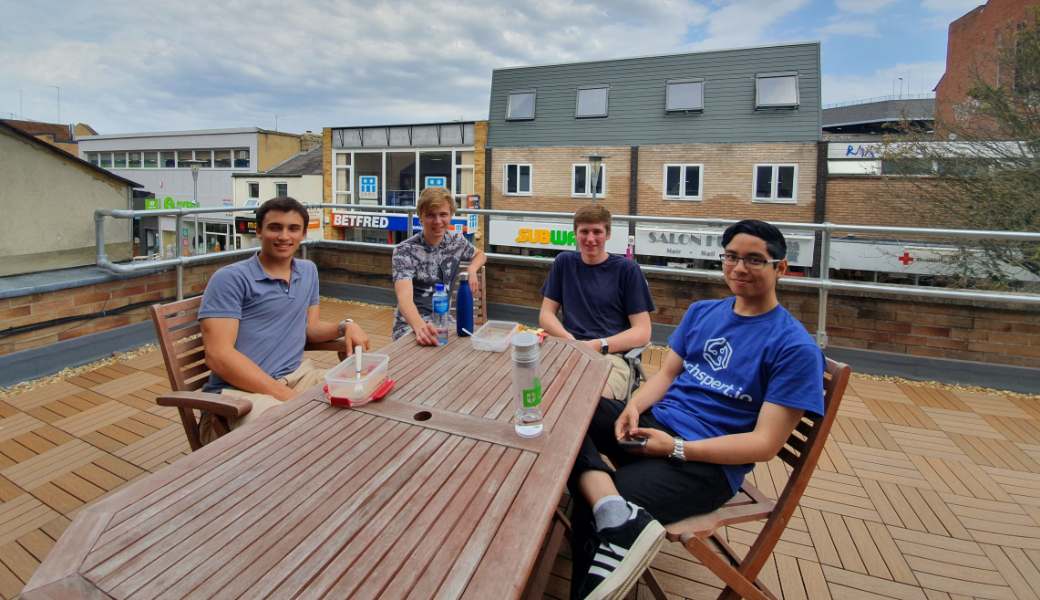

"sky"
[0,0,984,135]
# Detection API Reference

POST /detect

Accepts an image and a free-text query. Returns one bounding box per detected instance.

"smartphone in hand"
[618,436,648,449]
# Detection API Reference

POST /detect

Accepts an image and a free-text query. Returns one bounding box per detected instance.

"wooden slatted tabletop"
[20,334,610,600]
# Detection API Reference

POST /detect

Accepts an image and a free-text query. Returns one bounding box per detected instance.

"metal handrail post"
[175,214,184,300]
[816,223,832,348]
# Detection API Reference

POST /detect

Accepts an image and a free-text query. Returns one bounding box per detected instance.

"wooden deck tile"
[0,440,104,490]
[0,495,59,547]
[51,401,139,437]
[90,371,165,400]
[3,299,1039,600]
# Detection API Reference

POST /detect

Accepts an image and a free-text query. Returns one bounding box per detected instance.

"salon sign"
[634,226,815,267]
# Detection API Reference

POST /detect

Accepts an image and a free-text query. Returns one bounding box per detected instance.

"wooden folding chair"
[149,296,346,451]
[641,357,851,600]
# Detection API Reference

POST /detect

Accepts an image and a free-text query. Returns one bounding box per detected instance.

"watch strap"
[599,338,609,354]
[670,437,685,461]
[338,318,354,338]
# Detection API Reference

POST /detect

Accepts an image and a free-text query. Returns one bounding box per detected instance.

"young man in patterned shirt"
[391,187,486,344]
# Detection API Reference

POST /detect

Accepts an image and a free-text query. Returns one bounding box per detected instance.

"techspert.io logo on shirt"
[681,337,755,403]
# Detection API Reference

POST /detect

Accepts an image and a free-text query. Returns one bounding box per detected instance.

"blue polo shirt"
[199,254,320,392]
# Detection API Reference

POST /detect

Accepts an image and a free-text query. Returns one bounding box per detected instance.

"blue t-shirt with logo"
[651,297,824,494]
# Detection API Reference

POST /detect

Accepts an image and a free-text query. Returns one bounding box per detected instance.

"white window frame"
[246,181,260,207]
[665,79,704,112]
[506,90,536,121]
[575,86,609,118]
[662,164,704,201]
[752,164,798,204]
[571,163,606,198]
[332,150,353,203]
[274,181,289,198]
[755,72,800,109]
[503,163,533,196]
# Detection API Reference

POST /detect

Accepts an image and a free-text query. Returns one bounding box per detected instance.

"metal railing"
[95,204,1040,348]
[822,93,935,109]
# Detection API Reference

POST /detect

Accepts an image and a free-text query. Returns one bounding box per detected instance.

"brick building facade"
[934,0,1040,134]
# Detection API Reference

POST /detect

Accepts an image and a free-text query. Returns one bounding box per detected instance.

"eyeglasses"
[719,252,780,269]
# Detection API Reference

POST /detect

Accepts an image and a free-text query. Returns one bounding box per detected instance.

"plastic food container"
[323,353,389,407]
[470,321,519,352]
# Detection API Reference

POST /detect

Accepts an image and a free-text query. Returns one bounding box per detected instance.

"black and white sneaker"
[580,502,666,600]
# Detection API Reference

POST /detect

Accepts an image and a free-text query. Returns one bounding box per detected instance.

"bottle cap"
[511,332,539,361]
[460,272,469,281]
[435,283,445,292]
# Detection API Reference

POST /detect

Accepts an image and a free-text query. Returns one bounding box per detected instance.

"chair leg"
[686,537,777,600]
[641,568,668,600]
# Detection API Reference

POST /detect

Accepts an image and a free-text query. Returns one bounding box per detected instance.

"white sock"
[592,495,630,531]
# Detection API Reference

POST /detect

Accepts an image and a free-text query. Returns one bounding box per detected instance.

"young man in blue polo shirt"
[540,205,654,399]
[198,196,370,443]
[568,219,825,600]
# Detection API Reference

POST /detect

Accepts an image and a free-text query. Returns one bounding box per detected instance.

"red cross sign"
[898,251,914,266]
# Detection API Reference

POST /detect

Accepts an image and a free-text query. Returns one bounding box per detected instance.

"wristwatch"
[599,338,609,354]
[670,437,686,461]
[337,318,354,337]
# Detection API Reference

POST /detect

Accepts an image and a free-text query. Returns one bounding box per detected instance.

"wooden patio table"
[23,333,610,599]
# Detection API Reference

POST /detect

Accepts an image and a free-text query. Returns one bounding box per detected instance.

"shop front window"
[387,152,416,207]
[354,153,382,205]
[419,151,452,192]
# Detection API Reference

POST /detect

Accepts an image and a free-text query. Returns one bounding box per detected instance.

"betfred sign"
[332,212,409,230]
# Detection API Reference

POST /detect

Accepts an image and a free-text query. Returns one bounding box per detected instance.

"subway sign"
[489,217,627,253]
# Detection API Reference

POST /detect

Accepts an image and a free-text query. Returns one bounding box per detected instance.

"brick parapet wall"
[5,247,1037,368]
[0,260,235,356]
[311,247,1040,368]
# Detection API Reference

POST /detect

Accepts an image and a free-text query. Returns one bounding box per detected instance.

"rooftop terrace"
[1,299,1038,599]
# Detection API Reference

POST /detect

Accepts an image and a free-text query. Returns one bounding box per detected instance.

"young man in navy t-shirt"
[568,219,824,600]
[540,205,654,400]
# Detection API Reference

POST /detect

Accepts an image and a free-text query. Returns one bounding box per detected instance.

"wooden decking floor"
[1,300,1038,599]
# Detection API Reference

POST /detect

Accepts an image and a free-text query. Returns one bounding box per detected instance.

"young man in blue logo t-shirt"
[568,219,824,600]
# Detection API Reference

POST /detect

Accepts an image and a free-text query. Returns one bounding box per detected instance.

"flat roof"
[79,127,299,141]
[493,40,820,72]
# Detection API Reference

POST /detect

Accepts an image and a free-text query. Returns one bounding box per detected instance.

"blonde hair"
[417,187,455,218]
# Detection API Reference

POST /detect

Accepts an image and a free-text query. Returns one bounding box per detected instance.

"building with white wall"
[78,128,302,257]
[231,145,324,246]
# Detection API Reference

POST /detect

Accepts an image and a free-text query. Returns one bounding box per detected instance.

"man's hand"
[627,426,674,458]
[614,402,642,440]
[413,321,440,346]
[342,322,371,356]
[582,339,601,353]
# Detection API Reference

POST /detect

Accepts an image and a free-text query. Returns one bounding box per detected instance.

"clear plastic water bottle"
[432,282,450,346]
[456,272,474,337]
[511,332,543,438]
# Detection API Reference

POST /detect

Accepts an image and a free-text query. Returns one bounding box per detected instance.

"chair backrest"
[150,296,211,393]
[740,357,850,573]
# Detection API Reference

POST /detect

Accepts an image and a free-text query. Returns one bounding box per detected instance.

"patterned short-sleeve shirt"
[391,231,476,339]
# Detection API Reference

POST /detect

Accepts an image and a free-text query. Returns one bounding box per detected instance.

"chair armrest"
[156,391,252,418]
[624,346,646,361]
[306,337,347,361]
[305,338,343,352]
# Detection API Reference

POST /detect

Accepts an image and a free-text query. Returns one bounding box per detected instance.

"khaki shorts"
[603,353,632,401]
[199,359,326,445]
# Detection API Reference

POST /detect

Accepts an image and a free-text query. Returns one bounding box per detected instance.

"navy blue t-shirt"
[651,297,825,494]
[541,252,655,340]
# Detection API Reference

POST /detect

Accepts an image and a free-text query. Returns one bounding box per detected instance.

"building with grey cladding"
[484,43,823,266]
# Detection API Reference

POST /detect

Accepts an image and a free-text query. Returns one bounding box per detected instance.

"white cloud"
[818,19,880,38]
[0,1,714,133]
[921,0,982,14]
[686,0,812,50]
[822,61,946,104]
[834,0,897,14]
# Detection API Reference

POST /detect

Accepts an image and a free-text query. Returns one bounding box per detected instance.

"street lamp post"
[180,160,206,255]
[586,154,605,202]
